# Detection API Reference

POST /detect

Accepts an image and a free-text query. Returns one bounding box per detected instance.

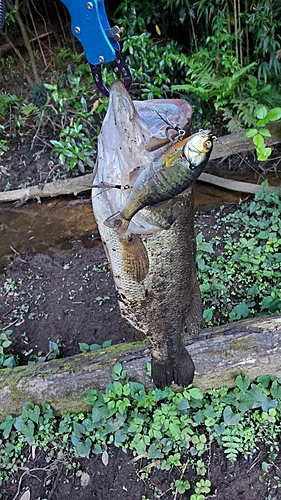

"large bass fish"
[92,81,213,389]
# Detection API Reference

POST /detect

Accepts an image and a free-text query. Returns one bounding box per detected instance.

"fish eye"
[204,140,212,149]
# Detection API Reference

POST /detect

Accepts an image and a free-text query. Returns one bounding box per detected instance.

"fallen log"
[0,315,280,420]
[0,173,94,204]
[0,121,280,204]
[210,120,281,159]
[199,173,269,194]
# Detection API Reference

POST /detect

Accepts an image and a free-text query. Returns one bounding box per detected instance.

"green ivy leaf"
[198,241,214,253]
[203,307,213,324]
[236,375,250,392]
[189,388,204,400]
[92,443,103,454]
[270,381,281,400]
[90,343,102,351]
[3,356,16,368]
[79,342,89,352]
[259,128,271,137]
[256,105,268,119]
[253,133,264,148]
[82,418,94,432]
[92,406,102,423]
[257,146,272,161]
[129,381,146,401]
[266,107,281,121]
[113,362,123,376]
[249,201,260,213]
[193,409,204,424]
[0,415,15,438]
[213,423,225,435]
[249,384,277,411]
[236,393,256,412]
[257,375,274,388]
[114,429,127,445]
[223,406,241,426]
[28,405,40,424]
[20,419,35,439]
[245,128,258,138]
[2,340,11,349]
[102,340,112,348]
[178,397,190,411]
[229,301,251,320]
[261,296,281,313]
[73,437,92,458]
[147,442,163,459]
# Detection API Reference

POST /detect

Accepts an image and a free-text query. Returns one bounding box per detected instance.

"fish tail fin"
[151,344,195,390]
[121,235,149,283]
[104,212,130,235]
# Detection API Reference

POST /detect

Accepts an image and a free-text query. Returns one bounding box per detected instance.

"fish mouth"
[109,80,194,155]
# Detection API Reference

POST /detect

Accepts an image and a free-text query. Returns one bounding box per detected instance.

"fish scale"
[92,80,210,389]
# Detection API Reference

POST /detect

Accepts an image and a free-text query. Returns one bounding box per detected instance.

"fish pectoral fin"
[104,212,130,235]
[121,235,149,283]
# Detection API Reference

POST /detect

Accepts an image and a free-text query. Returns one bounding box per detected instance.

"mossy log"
[0,315,280,420]
[0,121,280,204]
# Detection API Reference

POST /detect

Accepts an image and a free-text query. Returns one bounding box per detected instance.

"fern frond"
[169,52,190,69]
[171,83,216,100]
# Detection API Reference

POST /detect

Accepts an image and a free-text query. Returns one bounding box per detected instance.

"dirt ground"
[2,442,281,500]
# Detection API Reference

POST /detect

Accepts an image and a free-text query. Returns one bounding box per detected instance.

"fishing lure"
[104,129,213,235]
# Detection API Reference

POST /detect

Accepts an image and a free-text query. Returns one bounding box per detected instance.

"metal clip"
[61,0,119,65]
[90,49,131,97]
[61,0,131,95]
[0,0,6,30]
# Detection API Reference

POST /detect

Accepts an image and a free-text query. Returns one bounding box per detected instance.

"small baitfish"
[104,130,213,235]
[92,80,211,389]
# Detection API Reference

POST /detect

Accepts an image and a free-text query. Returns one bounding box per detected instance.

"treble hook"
[151,107,186,143]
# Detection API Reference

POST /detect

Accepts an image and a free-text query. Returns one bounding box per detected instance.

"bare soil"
[2,442,281,500]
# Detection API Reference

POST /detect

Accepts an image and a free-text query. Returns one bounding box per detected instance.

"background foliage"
[196,184,281,326]
[0,0,281,127]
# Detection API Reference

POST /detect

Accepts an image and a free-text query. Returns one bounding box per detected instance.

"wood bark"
[198,173,272,194]
[0,121,280,204]
[210,120,281,159]
[0,315,280,420]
